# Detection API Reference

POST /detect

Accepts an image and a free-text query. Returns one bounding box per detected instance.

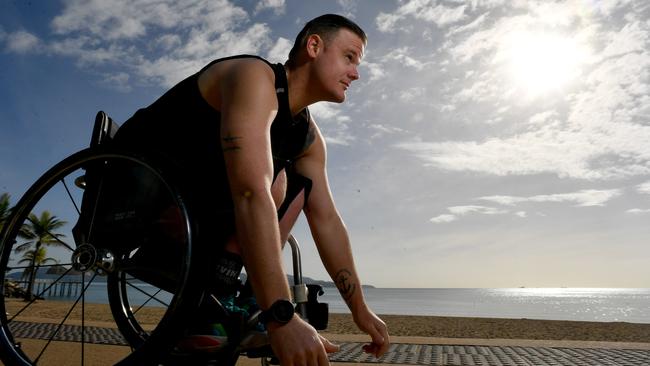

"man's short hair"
[287,14,367,67]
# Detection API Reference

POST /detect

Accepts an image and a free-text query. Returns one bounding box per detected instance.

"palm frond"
[14,242,34,253]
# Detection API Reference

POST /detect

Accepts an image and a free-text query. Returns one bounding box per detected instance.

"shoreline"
[328,313,650,343]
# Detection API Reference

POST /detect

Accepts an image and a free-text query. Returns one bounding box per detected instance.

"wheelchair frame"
[0,111,329,366]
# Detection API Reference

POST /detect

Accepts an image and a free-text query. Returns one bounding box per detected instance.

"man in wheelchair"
[107,14,389,365]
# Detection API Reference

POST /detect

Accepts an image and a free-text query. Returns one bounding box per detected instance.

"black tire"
[0,148,204,365]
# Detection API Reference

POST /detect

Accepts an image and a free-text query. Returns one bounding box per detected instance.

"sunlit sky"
[1,0,649,288]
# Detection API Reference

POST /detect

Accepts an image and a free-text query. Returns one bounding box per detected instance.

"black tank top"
[114,55,311,225]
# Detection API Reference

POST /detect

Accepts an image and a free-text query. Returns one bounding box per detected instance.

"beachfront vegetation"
[14,211,67,300]
[0,193,11,233]
[18,246,59,280]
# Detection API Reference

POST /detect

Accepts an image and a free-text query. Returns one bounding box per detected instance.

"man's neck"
[285,63,319,116]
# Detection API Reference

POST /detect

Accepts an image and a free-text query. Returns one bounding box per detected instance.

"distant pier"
[13,279,82,298]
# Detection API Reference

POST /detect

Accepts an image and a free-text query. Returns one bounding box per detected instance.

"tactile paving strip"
[8,321,129,345]
[329,342,650,366]
[6,322,650,365]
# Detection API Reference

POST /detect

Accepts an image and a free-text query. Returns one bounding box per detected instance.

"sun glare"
[501,31,590,97]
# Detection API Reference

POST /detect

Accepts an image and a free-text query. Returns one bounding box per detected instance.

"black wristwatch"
[259,299,295,326]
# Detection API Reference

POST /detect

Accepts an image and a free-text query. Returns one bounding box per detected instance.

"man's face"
[314,28,365,103]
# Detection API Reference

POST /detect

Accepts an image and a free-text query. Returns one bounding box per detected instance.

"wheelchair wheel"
[0,148,206,365]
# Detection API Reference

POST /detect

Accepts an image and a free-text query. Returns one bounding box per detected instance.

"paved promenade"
[324,334,650,366]
[8,321,650,365]
[328,341,650,366]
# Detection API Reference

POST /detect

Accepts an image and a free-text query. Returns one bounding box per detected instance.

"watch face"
[273,300,295,323]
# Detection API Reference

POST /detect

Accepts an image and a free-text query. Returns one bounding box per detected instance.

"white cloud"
[431,205,507,224]
[399,2,650,181]
[446,11,489,36]
[376,13,401,33]
[480,189,622,207]
[431,188,620,225]
[135,57,202,89]
[417,3,467,27]
[430,214,457,223]
[177,23,272,61]
[154,34,182,51]
[382,47,427,71]
[267,37,292,64]
[376,0,467,33]
[362,62,385,82]
[255,0,285,15]
[5,31,41,53]
[528,110,558,126]
[51,0,247,41]
[448,205,507,215]
[309,103,354,145]
[101,72,131,92]
[477,195,525,206]
[637,181,650,194]
[368,124,406,140]
[337,0,358,17]
[132,23,272,88]
[627,208,650,214]
[310,102,340,121]
[399,87,426,102]
[4,0,281,90]
[396,127,609,179]
[601,21,647,59]
[446,13,530,63]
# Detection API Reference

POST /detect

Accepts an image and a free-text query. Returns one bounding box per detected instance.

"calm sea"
[48,284,650,324]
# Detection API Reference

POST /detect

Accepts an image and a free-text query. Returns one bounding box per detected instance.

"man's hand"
[353,308,390,358]
[268,316,339,366]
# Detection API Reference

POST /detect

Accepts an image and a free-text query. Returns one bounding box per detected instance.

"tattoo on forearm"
[222,134,241,152]
[335,269,356,306]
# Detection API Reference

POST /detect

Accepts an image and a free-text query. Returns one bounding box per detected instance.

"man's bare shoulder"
[199,58,276,110]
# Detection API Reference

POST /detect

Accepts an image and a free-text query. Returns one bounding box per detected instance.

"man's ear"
[306,34,323,58]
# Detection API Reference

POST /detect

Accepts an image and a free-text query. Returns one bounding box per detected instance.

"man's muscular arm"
[214,59,337,365]
[296,122,390,357]
[218,60,289,308]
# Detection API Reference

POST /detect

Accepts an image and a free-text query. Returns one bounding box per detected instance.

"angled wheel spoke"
[81,272,86,365]
[61,176,82,216]
[8,266,75,322]
[133,288,164,315]
[25,216,75,252]
[85,173,106,244]
[33,272,98,364]
[125,281,169,307]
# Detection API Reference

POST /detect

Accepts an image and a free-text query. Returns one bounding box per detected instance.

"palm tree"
[0,193,11,233]
[15,211,67,300]
[18,247,58,288]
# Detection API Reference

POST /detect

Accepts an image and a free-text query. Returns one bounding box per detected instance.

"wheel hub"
[71,244,115,273]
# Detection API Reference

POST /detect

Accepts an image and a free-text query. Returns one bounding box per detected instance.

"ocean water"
[330,287,650,324]
[47,284,650,324]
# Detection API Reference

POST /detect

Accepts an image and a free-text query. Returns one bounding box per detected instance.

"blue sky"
[1,0,649,288]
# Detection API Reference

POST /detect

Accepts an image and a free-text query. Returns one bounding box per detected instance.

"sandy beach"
[4,299,650,365]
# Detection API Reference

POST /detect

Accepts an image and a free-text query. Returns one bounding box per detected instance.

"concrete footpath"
[8,321,650,365]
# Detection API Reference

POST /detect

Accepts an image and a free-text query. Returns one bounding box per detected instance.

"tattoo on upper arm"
[222,134,241,152]
[335,269,356,305]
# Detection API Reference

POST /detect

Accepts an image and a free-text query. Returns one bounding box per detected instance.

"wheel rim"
[0,149,199,365]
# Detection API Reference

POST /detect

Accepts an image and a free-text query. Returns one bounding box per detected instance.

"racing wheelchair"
[0,112,329,365]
